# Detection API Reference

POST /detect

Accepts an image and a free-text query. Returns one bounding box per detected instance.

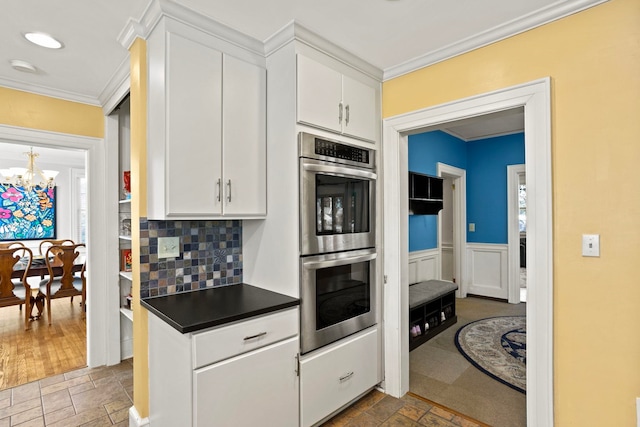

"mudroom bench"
[409,280,458,351]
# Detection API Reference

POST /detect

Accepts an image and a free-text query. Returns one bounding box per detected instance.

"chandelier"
[0,147,59,191]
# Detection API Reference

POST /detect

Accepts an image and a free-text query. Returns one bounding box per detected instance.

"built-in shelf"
[119,271,132,281]
[119,199,131,205]
[120,307,133,322]
[119,235,132,241]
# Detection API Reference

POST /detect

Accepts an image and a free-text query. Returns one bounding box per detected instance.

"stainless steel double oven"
[299,132,377,354]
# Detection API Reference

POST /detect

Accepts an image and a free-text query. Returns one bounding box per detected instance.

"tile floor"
[1,358,488,427]
[321,389,489,427]
[0,359,133,427]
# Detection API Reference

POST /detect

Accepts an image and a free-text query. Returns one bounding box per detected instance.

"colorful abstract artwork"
[0,184,56,241]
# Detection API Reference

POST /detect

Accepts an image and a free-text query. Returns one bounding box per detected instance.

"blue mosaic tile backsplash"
[139,218,242,298]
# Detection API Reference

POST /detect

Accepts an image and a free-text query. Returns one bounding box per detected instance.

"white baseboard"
[129,406,149,427]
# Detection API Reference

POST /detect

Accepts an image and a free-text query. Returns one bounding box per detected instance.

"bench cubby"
[409,280,458,351]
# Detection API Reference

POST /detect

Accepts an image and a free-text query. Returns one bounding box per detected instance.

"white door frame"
[436,163,467,297]
[508,164,526,304]
[0,123,116,367]
[382,78,553,426]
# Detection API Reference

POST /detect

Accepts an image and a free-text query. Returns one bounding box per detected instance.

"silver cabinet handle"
[226,179,232,203]
[345,104,350,126]
[216,178,221,202]
[243,331,267,341]
[338,102,343,124]
[339,372,354,382]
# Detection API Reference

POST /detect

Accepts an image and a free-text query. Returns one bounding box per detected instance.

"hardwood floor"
[0,298,86,390]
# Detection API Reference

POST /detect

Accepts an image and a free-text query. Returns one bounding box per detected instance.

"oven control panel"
[314,139,369,164]
[299,132,375,169]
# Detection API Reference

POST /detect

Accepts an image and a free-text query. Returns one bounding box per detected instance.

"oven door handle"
[303,252,377,270]
[302,163,377,180]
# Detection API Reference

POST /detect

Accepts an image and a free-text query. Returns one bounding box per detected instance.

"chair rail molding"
[382,77,553,427]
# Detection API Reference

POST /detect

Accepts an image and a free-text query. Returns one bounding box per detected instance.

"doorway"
[382,78,553,426]
[0,124,114,373]
[437,163,466,297]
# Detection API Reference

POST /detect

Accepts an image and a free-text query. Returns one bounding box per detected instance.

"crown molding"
[0,76,100,106]
[119,0,264,56]
[265,21,383,81]
[383,0,609,80]
[100,57,131,115]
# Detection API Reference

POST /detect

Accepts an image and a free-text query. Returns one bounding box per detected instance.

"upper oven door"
[300,158,376,255]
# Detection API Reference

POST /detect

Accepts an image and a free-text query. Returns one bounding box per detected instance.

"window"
[518,184,526,233]
[71,169,87,243]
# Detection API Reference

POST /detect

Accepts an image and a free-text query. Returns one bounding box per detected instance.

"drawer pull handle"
[339,372,354,382]
[243,332,267,341]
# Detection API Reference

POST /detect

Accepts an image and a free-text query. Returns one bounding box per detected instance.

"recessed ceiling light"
[10,59,38,73]
[24,32,63,49]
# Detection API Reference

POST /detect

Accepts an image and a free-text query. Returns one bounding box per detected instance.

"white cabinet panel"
[147,24,267,220]
[296,54,343,134]
[166,32,223,216]
[222,55,267,216]
[296,54,379,142]
[194,337,299,427]
[342,74,377,142]
[300,328,379,427]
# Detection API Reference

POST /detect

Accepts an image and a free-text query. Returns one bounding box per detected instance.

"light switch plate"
[158,237,180,259]
[469,223,475,232]
[582,234,600,257]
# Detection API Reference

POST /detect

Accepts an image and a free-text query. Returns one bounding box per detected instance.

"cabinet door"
[222,55,267,216]
[194,337,299,427]
[342,74,377,142]
[166,32,223,217]
[297,54,343,134]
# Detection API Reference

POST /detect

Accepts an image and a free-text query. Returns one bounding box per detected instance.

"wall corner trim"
[129,406,150,427]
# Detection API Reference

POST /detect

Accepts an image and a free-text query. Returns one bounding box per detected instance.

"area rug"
[454,316,526,393]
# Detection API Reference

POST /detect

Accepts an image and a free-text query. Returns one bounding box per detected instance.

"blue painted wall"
[408,131,466,251]
[408,131,524,251]
[466,133,525,243]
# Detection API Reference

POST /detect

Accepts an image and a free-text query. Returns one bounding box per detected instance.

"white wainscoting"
[466,243,509,299]
[408,249,440,284]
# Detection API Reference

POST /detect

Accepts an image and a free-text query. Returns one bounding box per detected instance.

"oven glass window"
[315,260,371,330]
[316,174,370,235]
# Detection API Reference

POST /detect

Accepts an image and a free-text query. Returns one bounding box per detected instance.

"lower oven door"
[300,248,377,354]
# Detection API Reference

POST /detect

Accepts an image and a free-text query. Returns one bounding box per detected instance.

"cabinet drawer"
[192,308,298,369]
[300,327,379,427]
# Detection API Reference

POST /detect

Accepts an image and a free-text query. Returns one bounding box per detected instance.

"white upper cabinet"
[147,21,266,220]
[222,55,267,216]
[297,54,378,142]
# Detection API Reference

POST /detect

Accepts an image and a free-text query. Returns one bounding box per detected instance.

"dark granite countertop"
[141,283,299,334]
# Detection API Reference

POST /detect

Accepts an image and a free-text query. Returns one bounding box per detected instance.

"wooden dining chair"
[0,245,33,330]
[39,243,86,325]
[0,242,28,311]
[39,239,75,257]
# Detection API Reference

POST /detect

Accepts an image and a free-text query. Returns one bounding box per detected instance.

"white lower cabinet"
[300,328,379,427]
[148,308,299,427]
[194,337,298,426]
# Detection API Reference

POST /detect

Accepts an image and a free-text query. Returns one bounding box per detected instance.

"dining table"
[11,256,84,320]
